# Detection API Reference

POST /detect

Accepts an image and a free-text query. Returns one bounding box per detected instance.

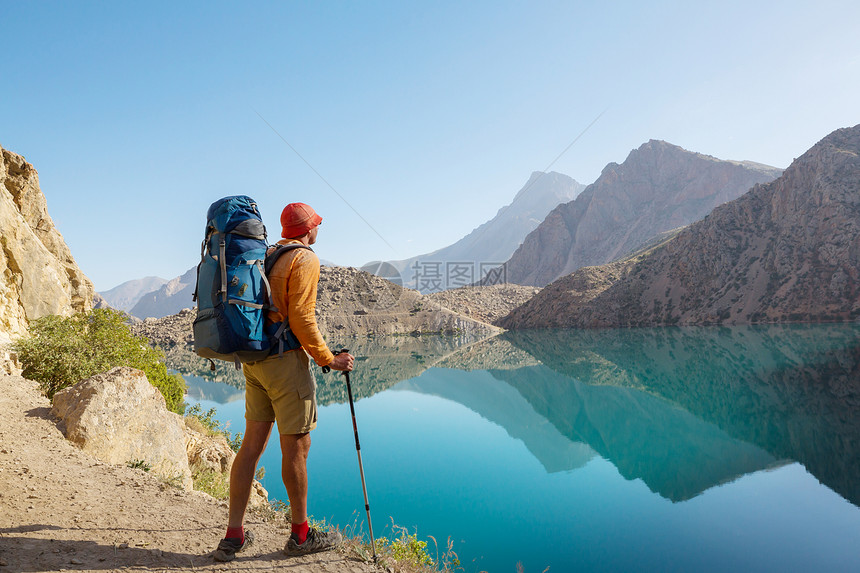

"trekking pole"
[324,349,378,563]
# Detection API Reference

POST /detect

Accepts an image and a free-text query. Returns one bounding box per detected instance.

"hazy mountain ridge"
[130,267,196,319]
[500,125,860,328]
[99,276,168,312]
[502,140,783,287]
[381,171,585,291]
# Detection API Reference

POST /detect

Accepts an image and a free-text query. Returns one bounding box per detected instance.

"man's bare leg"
[280,432,311,525]
[227,419,274,528]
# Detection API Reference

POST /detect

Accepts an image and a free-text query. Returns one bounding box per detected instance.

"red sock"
[291,521,309,544]
[226,526,244,543]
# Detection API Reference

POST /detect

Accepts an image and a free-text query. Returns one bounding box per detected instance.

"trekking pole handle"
[321,348,350,374]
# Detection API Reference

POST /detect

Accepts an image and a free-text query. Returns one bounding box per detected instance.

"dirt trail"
[0,374,376,573]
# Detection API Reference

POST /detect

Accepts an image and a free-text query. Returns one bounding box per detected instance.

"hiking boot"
[283,527,343,556]
[213,530,254,562]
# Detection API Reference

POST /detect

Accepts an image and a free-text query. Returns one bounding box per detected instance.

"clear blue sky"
[2,0,858,291]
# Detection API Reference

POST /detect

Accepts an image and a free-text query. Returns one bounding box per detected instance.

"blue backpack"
[192,195,310,367]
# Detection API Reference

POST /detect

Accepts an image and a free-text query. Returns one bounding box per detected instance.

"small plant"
[229,432,244,452]
[185,403,243,452]
[185,404,222,433]
[191,464,230,500]
[427,535,461,572]
[270,499,290,516]
[126,459,152,472]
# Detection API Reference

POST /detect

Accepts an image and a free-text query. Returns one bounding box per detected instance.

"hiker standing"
[214,202,354,561]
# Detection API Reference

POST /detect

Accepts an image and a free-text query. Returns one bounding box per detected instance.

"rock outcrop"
[500,125,860,328]
[502,141,782,287]
[499,259,640,328]
[51,367,193,489]
[315,266,501,337]
[132,308,196,348]
[184,426,234,475]
[424,284,540,325]
[0,145,94,341]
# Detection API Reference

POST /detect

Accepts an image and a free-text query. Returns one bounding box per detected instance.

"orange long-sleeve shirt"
[266,239,334,367]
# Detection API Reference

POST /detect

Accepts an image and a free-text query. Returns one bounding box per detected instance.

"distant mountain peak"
[511,171,581,203]
[503,140,783,287]
[99,276,169,313]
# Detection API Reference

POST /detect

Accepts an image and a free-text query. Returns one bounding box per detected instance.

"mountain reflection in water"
[494,325,860,505]
[178,324,860,507]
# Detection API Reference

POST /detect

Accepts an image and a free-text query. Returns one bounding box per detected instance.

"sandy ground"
[0,373,377,573]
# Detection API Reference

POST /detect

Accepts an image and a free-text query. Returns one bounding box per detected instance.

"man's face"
[308,225,319,245]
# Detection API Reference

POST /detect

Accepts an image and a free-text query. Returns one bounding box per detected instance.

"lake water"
[176,325,860,572]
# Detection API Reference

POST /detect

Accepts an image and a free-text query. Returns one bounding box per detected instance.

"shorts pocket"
[296,351,315,399]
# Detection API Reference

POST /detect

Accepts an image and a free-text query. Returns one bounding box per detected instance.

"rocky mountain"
[379,171,584,292]
[423,284,540,324]
[500,125,860,328]
[0,145,94,348]
[99,276,168,312]
[130,266,196,319]
[502,140,782,287]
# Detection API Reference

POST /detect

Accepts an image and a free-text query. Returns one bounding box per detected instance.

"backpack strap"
[264,243,313,275]
[264,243,313,358]
[256,259,275,312]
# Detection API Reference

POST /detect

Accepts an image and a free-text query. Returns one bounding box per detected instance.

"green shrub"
[377,531,433,567]
[373,523,448,570]
[13,308,186,413]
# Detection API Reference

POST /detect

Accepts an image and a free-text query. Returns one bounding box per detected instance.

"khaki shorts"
[243,349,318,434]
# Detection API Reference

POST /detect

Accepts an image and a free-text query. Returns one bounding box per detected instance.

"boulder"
[51,367,192,489]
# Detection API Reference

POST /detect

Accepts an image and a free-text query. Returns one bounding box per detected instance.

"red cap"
[280,202,322,239]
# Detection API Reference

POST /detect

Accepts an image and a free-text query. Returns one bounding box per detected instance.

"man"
[214,202,354,561]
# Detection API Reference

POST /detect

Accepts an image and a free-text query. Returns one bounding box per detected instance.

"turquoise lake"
[176,325,860,572]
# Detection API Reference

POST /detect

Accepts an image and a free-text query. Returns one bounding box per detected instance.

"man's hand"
[328,352,354,372]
